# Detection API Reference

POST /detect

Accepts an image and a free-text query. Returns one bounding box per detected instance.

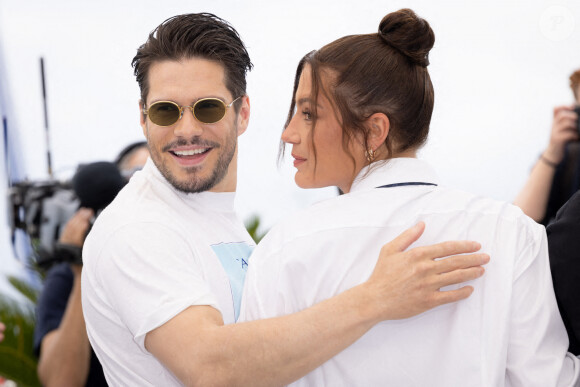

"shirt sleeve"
[93,222,220,351]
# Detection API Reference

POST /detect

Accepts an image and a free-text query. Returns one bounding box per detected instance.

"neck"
[390,149,417,159]
[340,151,418,194]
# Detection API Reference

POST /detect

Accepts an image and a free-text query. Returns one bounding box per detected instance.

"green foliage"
[7,276,38,305]
[245,214,268,244]
[0,275,41,387]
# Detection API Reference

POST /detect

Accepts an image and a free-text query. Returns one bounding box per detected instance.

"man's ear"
[139,100,147,137]
[236,95,250,136]
[367,112,390,150]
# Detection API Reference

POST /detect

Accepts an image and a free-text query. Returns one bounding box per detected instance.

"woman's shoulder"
[256,194,351,249]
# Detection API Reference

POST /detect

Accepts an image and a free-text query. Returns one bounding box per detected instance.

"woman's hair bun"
[378,8,435,67]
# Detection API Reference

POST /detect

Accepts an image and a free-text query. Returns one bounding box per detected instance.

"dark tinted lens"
[194,99,226,123]
[148,102,180,126]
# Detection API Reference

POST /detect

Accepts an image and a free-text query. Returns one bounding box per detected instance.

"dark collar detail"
[376,182,437,189]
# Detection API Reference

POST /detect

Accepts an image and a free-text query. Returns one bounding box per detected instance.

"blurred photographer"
[514,69,580,225]
[33,142,149,386]
[114,141,148,181]
[34,207,102,387]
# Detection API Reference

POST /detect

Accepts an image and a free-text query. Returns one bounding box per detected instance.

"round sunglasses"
[142,96,241,126]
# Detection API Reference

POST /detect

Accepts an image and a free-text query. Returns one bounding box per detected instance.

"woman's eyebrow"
[296,97,322,109]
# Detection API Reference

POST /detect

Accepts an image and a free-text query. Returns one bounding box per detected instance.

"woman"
[240,9,578,386]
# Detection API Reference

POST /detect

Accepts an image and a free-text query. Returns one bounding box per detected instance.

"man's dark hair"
[132,13,253,108]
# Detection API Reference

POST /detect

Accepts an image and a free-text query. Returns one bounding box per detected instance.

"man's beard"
[149,128,237,193]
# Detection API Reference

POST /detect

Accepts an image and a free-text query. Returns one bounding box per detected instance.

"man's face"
[140,57,249,193]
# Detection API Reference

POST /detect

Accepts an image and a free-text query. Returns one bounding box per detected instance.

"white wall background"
[0,0,579,287]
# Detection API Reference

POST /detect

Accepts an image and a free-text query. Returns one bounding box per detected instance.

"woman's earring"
[365,148,376,163]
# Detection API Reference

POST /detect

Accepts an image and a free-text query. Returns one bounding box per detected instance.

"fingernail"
[482,254,490,264]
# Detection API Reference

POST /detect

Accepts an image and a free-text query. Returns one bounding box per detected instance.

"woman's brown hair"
[282,9,435,175]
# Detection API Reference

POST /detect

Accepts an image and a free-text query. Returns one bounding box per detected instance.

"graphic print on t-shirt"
[211,242,254,321]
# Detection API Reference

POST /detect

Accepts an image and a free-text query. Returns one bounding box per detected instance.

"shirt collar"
[350,158,440,193]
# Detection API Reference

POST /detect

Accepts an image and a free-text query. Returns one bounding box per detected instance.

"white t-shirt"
[82,159,254,386]
[240,158,580,387]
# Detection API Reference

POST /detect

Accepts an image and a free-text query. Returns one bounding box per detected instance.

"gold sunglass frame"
[143,96,241,126]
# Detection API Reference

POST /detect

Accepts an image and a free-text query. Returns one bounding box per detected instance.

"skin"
[124,147,150,170]
[119,146,150,179]
[282,67,367,192]
[140,58,248,194]
[141,57,489,386]
[0,321,5,342]
[283,65,415,192]
[37,208,94,387]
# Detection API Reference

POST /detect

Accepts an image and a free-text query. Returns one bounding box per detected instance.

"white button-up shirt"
[240,158,580,387]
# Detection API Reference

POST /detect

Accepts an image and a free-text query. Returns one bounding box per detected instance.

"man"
[81,13,487,386]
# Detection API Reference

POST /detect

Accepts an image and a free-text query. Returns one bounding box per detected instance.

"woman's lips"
[292,154,306,167]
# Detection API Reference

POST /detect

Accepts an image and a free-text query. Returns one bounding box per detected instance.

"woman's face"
[281,64,366,193]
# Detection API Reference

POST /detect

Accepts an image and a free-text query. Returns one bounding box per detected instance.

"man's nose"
[173,106,203,137]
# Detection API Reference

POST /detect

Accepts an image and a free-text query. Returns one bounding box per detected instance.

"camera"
[8,161,127,269]
[8,179,79,268]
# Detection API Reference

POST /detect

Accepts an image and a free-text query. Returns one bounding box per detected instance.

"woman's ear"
[367,113,390,150]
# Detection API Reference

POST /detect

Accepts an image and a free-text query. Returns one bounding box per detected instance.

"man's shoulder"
[95,174,182,231]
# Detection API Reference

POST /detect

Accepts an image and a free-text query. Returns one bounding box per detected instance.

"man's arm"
[146,222,488,386]
[37,208,94,387]
[514,105,578,222]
